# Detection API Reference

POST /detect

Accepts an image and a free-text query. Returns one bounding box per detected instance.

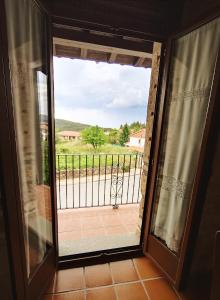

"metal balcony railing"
[56,153,143,209]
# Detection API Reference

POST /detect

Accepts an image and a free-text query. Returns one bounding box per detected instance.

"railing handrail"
[56,152,143,156]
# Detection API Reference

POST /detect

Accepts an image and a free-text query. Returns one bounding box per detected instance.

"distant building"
[58,131,80,141]
[126,128,146,149]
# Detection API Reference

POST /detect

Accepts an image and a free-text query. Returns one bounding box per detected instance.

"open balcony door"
[142,17,220,289]
[0,0,57,299]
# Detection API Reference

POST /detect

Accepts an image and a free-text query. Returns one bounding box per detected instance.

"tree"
[108,129,119,144]
[81,126,106,149]
[119,123,130,146]
[129,121,145,133]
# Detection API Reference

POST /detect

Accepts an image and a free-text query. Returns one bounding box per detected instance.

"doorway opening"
[53,38,153,258]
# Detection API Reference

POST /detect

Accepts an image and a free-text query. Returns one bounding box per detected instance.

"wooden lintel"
[53,37,152,59]
[108,52,117,63]
[80,48,87,59]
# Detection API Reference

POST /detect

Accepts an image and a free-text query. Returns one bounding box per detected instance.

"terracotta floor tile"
[81,215,103,229]
[53,290,85,300]
[99,208,119,216]
[59,230,82,241]
[58,204,140,256]
[102,215,122,226]
[126,224,139,233]
[133,257,162,279]
[120,214,138,225]
[58,217,82,232]
[144,278,179,300]
[105,225,127,236]
[86,286,117,300]
[116,282,149,300]
[85,263,112,288]
[82,227,106,238]
[54,267,85,293]
[110,259,139,283]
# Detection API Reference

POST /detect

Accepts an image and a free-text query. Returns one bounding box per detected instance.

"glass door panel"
[4,0,55,283]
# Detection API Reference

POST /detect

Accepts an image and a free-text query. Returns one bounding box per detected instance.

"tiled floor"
[42,257,181,300]
[58,204,140,256]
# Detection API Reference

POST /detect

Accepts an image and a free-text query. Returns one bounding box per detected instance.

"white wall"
[128,137,145,148]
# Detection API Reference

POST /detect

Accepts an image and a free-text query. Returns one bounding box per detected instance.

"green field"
[56,141,141,171]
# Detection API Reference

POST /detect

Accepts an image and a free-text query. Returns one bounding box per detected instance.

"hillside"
[55,119,91,132]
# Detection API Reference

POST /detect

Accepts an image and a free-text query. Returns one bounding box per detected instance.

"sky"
[53,57,151,129]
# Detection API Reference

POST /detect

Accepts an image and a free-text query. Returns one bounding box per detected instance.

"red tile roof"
[130,128,146,138]
[58,131,80,137]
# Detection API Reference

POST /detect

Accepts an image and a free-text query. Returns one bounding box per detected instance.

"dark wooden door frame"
[143,14,220,290]
[0,1,27,298]
[0,0,58,299]
[51,23,157,268]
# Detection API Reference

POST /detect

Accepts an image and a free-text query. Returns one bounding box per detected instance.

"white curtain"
[152,17,220,252]
[5,0,52,276]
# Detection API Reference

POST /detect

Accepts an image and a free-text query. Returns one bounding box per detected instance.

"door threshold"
[58,245,143,269]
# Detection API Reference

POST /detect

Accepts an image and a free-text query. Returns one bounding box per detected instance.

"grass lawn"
[56,141,136,154]
[56,141,141,170]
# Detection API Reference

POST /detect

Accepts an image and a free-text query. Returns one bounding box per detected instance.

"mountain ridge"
[55,119,91,132]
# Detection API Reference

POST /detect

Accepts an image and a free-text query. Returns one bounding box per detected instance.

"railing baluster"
[132,153,138,203]
[92,154,94,207]
[110,154,113,205]
[98,154,100,206]
[115,154,119,206]
[121,154,126,204]
[86,154,87,208]
[58,155,61,209]
[104,154,107,206]
[79,154,81,208]
[72,155,75,208]
[65,155,68,209]
[137,154,143,203]
[127,154,132,204]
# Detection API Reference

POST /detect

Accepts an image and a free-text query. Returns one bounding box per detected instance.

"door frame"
[143,13,220,290]
[52,26,161,268]
[0,0,58,298]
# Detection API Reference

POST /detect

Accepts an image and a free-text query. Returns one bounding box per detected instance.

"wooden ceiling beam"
[80,48,87,59]
[54,37,152,59]
[108,53,117,63]
[53,26,153,55]
[134,57,145,67]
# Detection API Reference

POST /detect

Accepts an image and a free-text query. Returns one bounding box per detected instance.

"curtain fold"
[151,17,220,253]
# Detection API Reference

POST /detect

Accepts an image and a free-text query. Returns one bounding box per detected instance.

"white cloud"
[53,57,151,127]
[107,96,144,108]
[55,107,119,128]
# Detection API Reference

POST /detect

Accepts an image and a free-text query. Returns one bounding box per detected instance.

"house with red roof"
[58,130,80,141]
[126,128,146,149]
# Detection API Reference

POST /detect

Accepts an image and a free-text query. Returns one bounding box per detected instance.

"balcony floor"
[58,204,140,256]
